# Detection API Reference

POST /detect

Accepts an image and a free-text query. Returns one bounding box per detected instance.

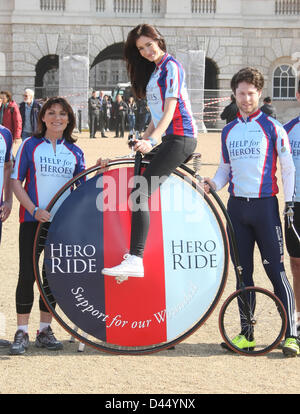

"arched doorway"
[35,55,59,99]
[204,58,219,129]
[90,42,129,91]
[205,57,219,90]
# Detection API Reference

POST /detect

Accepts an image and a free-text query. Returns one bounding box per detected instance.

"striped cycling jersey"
[146,53,197,138]
[0,125,13,204]
[11,136,86,222]
[221,110,294,198]
[284,116,300,202]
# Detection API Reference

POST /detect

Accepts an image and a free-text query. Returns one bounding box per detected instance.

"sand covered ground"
[0,131,299,395]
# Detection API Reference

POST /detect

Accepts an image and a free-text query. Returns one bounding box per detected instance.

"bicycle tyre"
[219,286,287,356]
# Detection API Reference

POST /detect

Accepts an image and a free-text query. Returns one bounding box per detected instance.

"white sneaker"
[101,254,144,279]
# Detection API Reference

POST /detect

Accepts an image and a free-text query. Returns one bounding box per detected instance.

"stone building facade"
[0,0,300,124]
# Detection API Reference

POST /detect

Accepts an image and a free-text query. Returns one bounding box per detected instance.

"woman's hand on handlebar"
[133,139,153,154]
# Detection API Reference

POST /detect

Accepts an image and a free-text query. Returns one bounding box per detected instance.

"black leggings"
[130,134,197,258]
[16,222,55,314]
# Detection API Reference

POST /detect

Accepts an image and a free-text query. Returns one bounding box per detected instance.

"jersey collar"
[43,137,65,145]
[237,109,262,123]
[156,53,168,69]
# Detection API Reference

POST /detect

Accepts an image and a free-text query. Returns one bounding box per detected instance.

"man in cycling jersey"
[204,67,299,357]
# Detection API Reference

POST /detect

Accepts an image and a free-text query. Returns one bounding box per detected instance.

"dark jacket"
[88,96,101,116]
[220,102,238,124]
[260,103,277,119]
[113,100,128,118]
[19,100,42,135]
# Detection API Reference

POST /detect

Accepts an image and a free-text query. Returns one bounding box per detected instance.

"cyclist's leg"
[16,222,39,315]
[227,197,256,288]
[284,202,300,331]
[255,197,297,338]
[37,223,56,313]
[227,197,256,338]
[130,135,196,257]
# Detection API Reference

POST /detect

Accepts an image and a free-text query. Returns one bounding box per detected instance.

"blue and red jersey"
[11,136,86,222]
[284,116,300,202]
[0,125,13,205]
[220,110,294,198]
[146,53,197,138]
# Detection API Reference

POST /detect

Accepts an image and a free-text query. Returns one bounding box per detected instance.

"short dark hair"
[263,96,272,103]
[231,67,264,94]
[35,96,77,143]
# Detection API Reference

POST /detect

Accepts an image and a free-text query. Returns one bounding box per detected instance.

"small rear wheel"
[219,286,287,356]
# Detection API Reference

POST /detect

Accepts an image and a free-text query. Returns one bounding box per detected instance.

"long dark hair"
[124,24,167,99]
[35,96,77,143]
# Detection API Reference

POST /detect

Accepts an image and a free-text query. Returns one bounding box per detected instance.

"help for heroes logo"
[39,155,74,177]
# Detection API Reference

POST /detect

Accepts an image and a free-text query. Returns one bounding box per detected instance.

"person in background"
[260,96,277,119]
[0,90,22,142]
[98,90,108,138]
[19,88,42,141]
[127,96,137,133]
[88,90,100,139]
[220,94,238,124]
[103,95,112,131]
[113,94,128,138]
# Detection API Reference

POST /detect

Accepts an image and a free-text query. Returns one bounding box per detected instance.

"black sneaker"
[35,326,63,351]
[9,330,29,355]
[0,339,10,348]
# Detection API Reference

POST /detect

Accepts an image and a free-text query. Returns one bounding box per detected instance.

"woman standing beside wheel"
[9,97,87,355]
[102,24,198,281]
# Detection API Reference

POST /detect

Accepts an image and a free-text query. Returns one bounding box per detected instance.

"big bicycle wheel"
[34,158,229,355]
[219,286,287,356]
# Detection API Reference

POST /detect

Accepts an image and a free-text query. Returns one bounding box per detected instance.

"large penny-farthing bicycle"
[33,148,287,356]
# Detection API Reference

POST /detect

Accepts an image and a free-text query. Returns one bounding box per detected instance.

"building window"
[112,70,119,83]
[191,0,216,14]
[273,64,296,100]
[40,0,65,11]
[152,0,161,13]
[96,0,105,12]
[275,0,300,15]
[99,70,107,84]
[113,0,143,13]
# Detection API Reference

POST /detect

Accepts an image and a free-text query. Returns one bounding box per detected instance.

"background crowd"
[88,90,151,139]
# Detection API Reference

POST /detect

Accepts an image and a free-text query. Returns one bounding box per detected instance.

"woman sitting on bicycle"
[102,24,197,280]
